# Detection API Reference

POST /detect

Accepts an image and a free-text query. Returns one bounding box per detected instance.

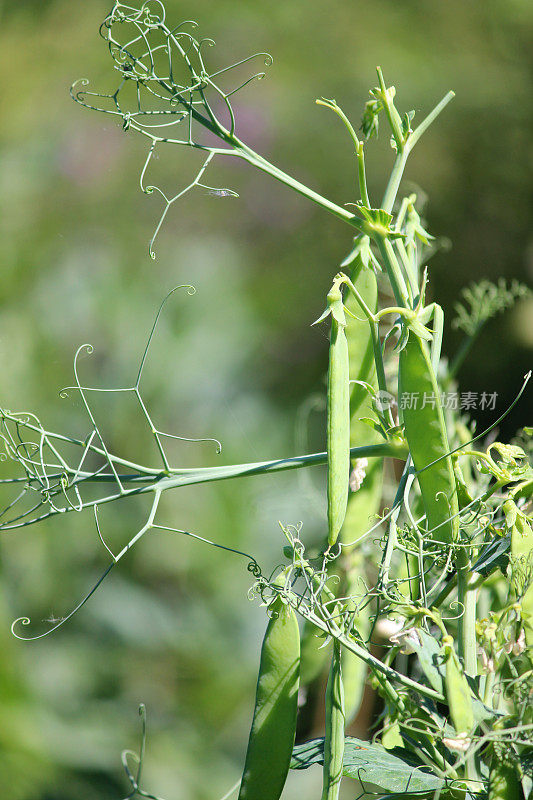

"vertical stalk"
[322,640,345,800]
[380,89,454,214]
[394,238,418,301]
[375,236,410,307]
[357,142,371,208]
[381,147,410,214]
[369,319,395,430]
[456,550,478,678]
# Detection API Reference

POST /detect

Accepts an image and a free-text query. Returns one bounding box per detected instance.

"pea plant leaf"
[401,109,416,138]
[467,683,505,724]
[291,737,444,794]
[472,533,511,576]
[452,279,529,337]
[408,628,445,695]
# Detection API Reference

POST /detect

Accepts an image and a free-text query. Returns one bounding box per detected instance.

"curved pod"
[399,334,458,543]
[238,597,300,800]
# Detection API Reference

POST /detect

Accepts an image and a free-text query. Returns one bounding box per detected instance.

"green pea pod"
[453,463,474,510]
[339,262,380,721]
[344,259,381,484]
[321,640,345,800]
[508,502,533,660]
[344,260,378,424]
[488,760,522,800]
[398,334,458,543]
[327,286,350,547]
[238,597,300,800]
[314,275,350,547]
[442,636,474,738]
[301,265,378,714]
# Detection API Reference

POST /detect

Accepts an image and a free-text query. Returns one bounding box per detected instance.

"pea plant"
[1,2,532,799]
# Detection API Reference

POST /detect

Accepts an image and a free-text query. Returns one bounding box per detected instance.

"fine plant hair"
[1,2,532,799]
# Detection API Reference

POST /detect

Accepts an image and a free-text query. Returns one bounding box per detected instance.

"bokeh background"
[0,0,532,797]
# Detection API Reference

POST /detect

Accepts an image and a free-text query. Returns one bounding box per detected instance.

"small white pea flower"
[389,627,422,655]
[374,617,404,640]
[443,735,471,753]
[349,458,368,492]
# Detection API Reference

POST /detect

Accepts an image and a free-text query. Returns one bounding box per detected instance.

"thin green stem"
[379,463,412,588]
[375,236,410,307]
[303,563,337,603]
[409,91,455,149]
[155,80,368,227]
[375,305,409,322]
[395,196,410,229]
[394,238,418,302]
[373,668,406,713]
[431,573,458,610]
[357,142,371,208]
[341,275,377,321]
[447,328,483,382]
[316,97,361,150]
[236,146,362,229]
[315,96,369,205]
[381,90,454,214]
[300,603,443,702]
[369,320,391,419]
[381,148,410,215]
[1,441,406,531]
[456,548,478,677]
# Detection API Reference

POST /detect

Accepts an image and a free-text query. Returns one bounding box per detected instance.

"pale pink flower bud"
[480,650,495,673]
[504,628,526,656]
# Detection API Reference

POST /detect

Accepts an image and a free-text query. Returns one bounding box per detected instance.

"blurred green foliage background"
[0,0,531,797]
